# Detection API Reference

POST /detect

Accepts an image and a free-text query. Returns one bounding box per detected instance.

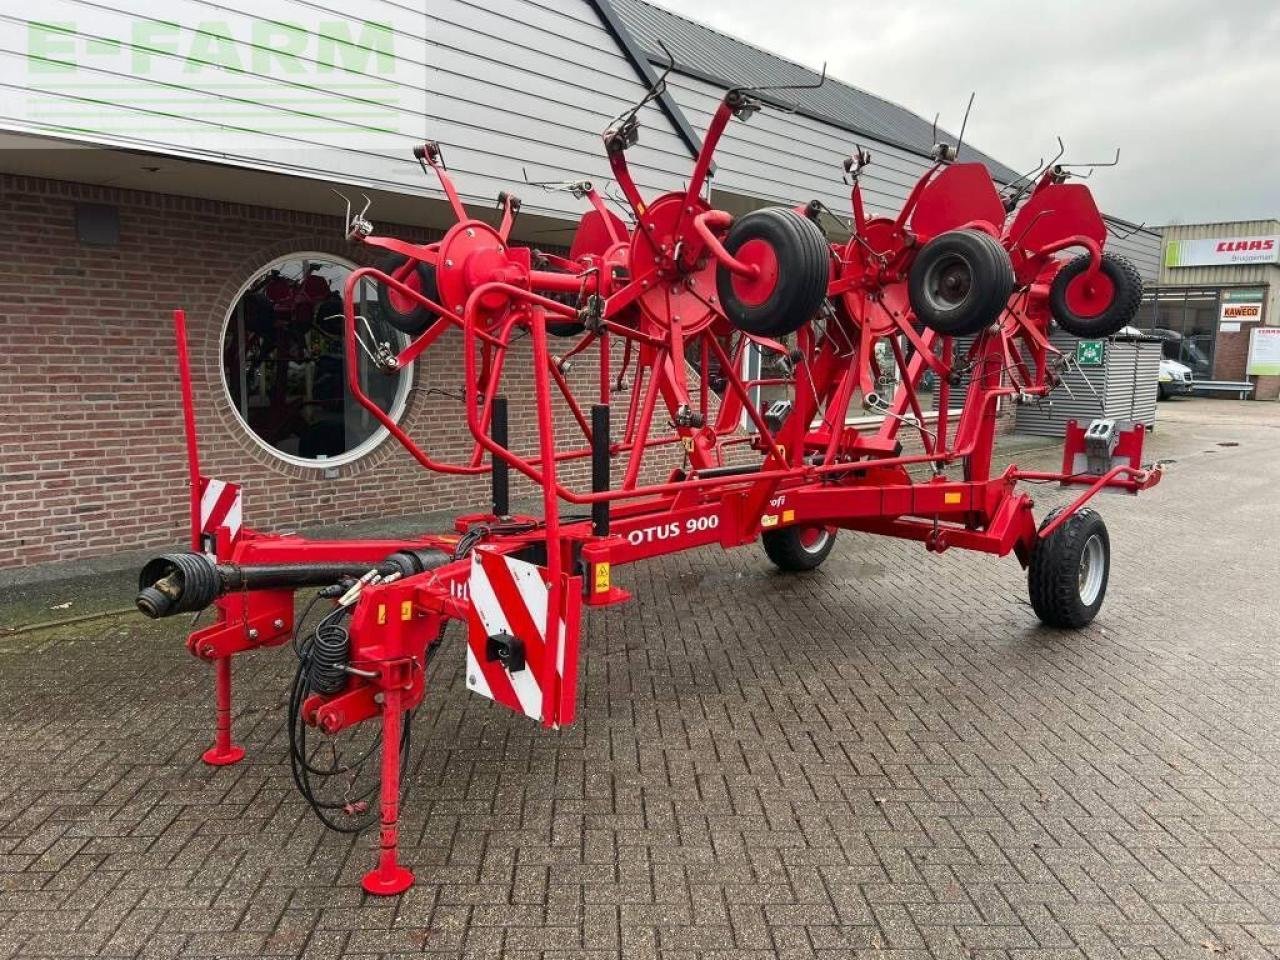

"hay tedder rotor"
[137,70,1161,895]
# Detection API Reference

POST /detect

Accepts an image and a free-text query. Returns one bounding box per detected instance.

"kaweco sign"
[1165,236,1279,268]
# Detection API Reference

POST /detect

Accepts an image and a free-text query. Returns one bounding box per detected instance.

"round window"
[221,254,411,467]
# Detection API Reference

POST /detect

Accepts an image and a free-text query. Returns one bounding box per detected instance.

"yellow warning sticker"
[376,604,387,625]
[594,562,611,594]
[682,436,694,453]
[944,491,963,505]
[782,509,795,523]
[761,514,779,528]
[401,600,414,621]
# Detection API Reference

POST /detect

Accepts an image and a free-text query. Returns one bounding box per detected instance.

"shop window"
[1183,294,1218,379]
[1137,287,1219,379]
[221,254,411,466]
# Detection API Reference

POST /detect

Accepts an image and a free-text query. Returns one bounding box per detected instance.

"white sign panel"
[1247,328,1280,377]
[1220,301,1263,325]
[1166,236,1279,268]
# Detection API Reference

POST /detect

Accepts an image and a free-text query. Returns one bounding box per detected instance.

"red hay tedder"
[137,71,1161,895]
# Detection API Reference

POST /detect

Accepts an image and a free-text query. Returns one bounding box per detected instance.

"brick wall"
[1211,321,1280,400]
[0,175,647,569]
[1212,322,1257,381]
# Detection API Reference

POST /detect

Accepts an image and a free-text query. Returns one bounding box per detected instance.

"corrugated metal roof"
[609,0,1021,182]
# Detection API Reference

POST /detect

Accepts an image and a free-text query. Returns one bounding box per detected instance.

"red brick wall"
[1253,375,1280,401]
[1210,320,1280,400]
[1211,322,1257,381]
[0,175,650,569]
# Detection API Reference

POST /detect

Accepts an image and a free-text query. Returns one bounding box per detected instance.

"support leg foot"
[203,655,244,766]
[361,864,414,896]
[202,743,246,766]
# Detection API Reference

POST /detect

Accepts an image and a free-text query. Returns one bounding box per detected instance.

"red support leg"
[202,656,246,766]
[361,686,414,896]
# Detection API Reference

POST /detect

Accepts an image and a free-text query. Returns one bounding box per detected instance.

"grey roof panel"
[609,0,1021,182]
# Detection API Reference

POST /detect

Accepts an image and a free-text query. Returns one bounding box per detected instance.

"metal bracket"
[764,399,792,433]
[1084,418,1119,475]
[578,294,605,333]
[333,189,373,242]
[485,632,526,673]
[672,404,705,429]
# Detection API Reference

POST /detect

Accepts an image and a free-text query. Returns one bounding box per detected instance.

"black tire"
[547,320,587,338]
[908,229,1014,336]
[547,291,587,338]
[684,336,731,394]
[1027,508,1110,628]
[762,525,836,572]
[1049,252,1143,339]
[376,254,441,335]
[716,208,829,338]
[1157,383,1170,401]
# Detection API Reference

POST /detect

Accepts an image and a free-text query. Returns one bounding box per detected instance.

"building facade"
[0,0,1163,569]
[1132,220,1280,399]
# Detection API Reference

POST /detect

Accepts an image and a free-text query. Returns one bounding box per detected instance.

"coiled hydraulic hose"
[307,621,351,695]
[286,598,448,834]
[287,603,412,833]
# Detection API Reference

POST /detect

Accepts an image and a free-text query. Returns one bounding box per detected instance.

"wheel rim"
[729,238,780,306]
[1064,270,1115,318]
[922,252,973,312]
[387,265,422,314]
[1077,533,1105,606]
[798,526,830,553]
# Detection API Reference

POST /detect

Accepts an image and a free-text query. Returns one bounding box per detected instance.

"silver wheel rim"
[922,252,974,312]
[1078,534,1105,606]
[800,529,831,554]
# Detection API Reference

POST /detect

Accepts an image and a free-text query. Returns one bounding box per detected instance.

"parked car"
[1158,357,1194,399]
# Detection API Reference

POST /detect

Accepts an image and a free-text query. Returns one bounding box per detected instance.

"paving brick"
[2,401,1280,959]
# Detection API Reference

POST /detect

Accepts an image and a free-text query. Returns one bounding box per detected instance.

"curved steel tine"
[1061,147,1121,171]
[1000,155,1046,207]
[522,166,593,197]
[955,92,975,158]
[730,60,828,102]
[1106,219,1147,241]
[604,39,676,135]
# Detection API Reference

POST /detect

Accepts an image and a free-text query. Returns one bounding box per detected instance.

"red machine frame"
[143,82,1161,897]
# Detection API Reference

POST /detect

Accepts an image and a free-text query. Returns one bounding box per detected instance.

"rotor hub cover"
[840,218,912,337]
[436,220,527,319]
[627,193,719,336]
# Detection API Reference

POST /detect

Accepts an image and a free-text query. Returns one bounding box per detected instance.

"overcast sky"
[658,0,1279,226]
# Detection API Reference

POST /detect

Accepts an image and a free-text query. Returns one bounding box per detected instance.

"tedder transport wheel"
[1048,251,1143,339]
[376,254,441,335]
[717,208,830,338]
[1027,507,1110,628]
[908,228,1014,337]
[762,525,836,572]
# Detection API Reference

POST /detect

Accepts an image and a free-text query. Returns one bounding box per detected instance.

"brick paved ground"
[2,399,1279,960]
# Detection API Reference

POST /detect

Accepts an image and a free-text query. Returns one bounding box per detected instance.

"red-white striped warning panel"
[466,550,577,727]
[198,477,242,546]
